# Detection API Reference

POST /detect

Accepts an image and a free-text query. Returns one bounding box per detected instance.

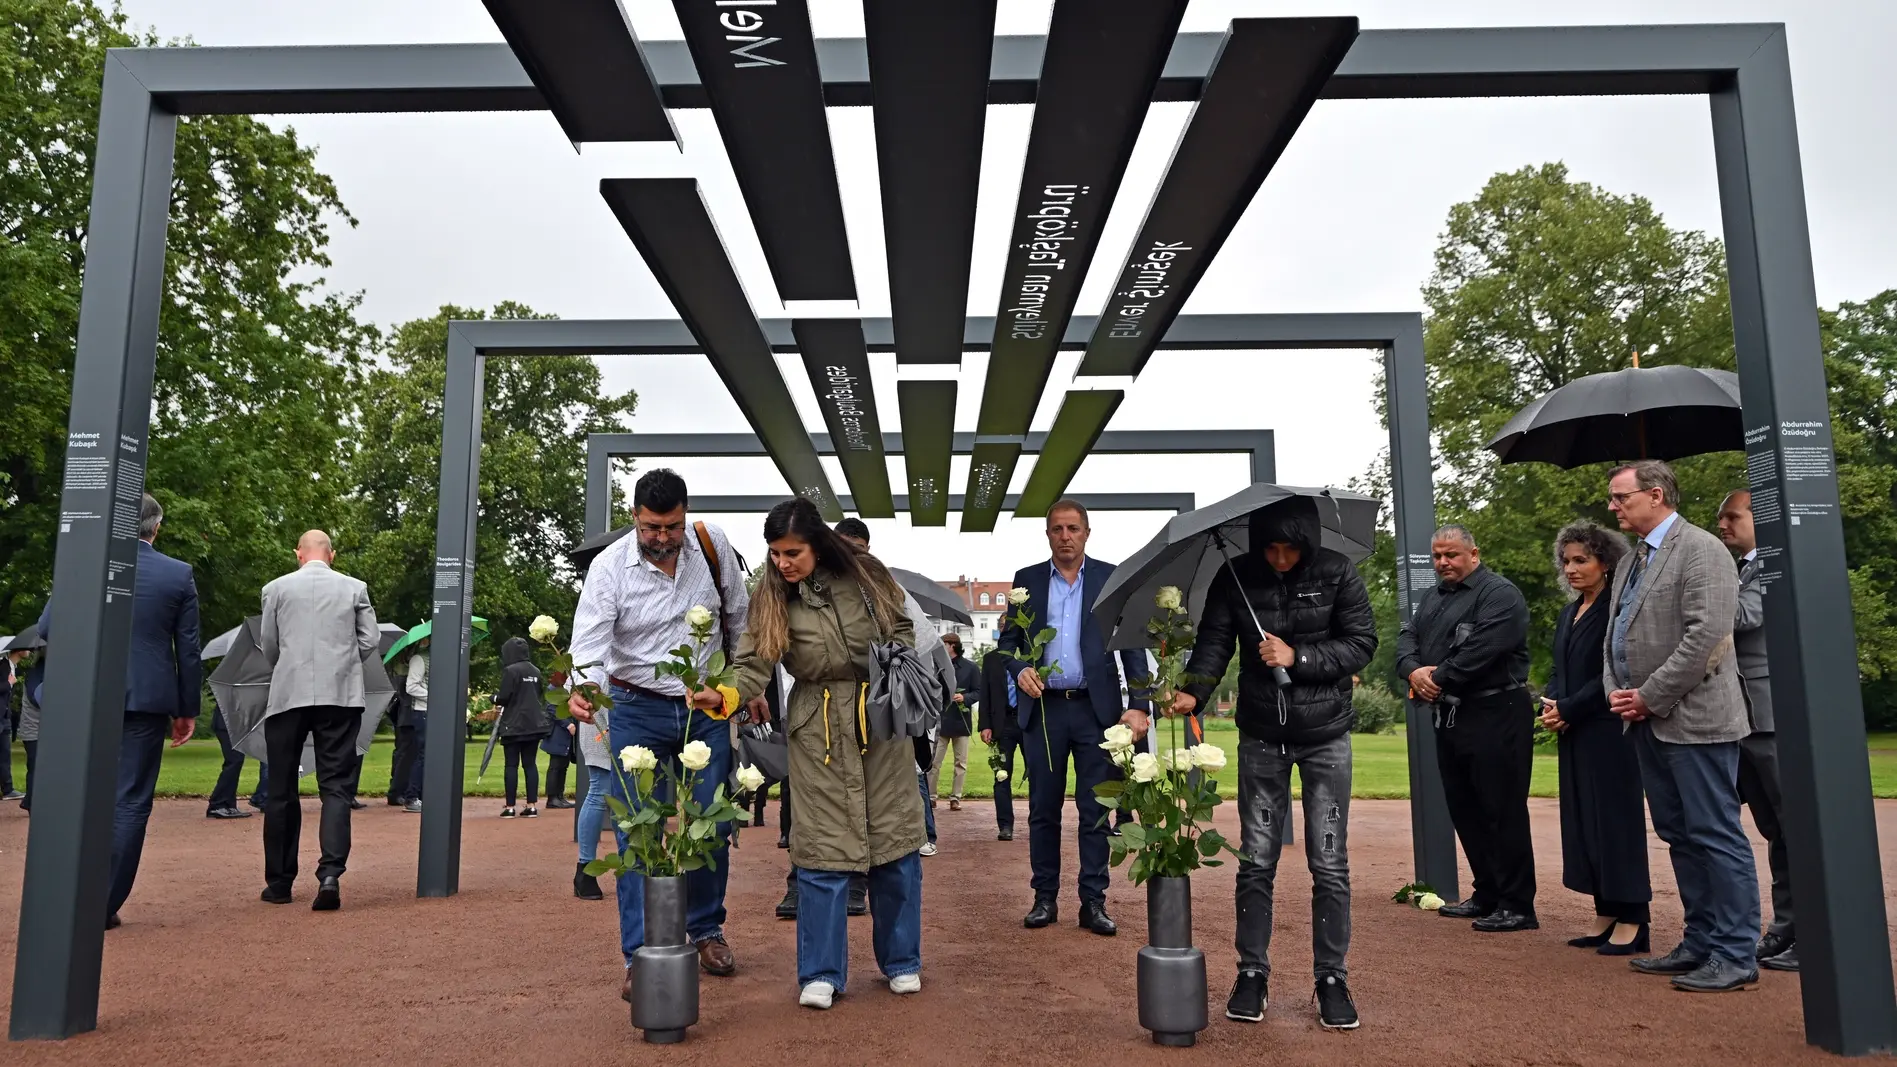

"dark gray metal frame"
[19,24,1889,1057]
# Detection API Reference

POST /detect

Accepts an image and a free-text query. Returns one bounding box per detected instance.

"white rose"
[1129,751,1161,784]
[1007,587,1030,606]
[1155,586,1183,612]
[528,614,559,642]
[995,770,1009,782]
[619,745,657,773]
[685,604,715,631]
[1099,723,1136,754]
[1189,743,1227,774]
[1418,893,1446,911]
[1168,748,1198,772]
[679,739,713,772]
[735,764,766,793]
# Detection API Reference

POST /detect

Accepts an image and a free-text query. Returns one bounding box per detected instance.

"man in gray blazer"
[1604,461,1759,992]
[259,529,380,911]
[1717,489,1798,972]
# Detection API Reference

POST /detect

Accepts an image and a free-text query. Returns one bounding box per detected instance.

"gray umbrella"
[206,620,405,662]
[208,616,394,773]
[888,568,974,625]
[1486,364,1741,468]
[1092,483,1380,651]
[3,624,44,652]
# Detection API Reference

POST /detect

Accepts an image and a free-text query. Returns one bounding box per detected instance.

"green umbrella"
[382,617,488,664]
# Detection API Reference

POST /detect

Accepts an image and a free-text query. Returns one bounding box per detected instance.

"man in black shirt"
[1395,524,1536,932]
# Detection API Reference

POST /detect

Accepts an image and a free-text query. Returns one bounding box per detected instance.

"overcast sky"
[119,0,1896,581]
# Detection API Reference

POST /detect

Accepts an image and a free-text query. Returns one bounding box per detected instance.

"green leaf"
[605,795,630,819]
[1117,822,1148,846]
[1094,780,1124,798]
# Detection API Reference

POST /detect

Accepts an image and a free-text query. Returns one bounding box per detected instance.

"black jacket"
[1394,564,1531,698]
[942,655,980,737]
[1183,499,1378,744]
[494,637,553,739]
[977,650,1018,740]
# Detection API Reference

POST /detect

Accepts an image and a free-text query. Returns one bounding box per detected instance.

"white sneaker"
[920,842,938,857]
[889,973,921,995]
[799,981,835,1010]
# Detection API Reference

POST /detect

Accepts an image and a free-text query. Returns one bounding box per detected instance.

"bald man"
[259,530,380,910]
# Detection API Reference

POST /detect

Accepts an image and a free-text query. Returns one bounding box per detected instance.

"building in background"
[931,576,1013,653]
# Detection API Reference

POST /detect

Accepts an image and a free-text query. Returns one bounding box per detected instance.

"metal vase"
[628,875,699,1044]
[1136,875,1208,1047]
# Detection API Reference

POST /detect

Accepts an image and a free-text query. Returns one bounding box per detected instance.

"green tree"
[337,304,637,687]
[1823,291,1897,726]
[0,0,372,639]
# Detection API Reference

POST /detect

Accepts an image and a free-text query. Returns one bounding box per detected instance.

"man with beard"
[568,469,752,1001]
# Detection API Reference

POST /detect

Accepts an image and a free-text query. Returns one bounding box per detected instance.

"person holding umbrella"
[257,530,380,911]
[401,636,429,813]
[1172,496,1377,1029]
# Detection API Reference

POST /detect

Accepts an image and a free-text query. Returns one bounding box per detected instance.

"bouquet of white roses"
[588,741,760,879]
[1001,586,1064,771]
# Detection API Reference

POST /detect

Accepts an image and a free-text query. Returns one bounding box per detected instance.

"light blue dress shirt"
[1610,510,1680,686]
[1043,561,1086,688]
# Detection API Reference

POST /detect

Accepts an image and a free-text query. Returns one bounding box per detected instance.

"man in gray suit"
[259,529,380,911]
[1604,460,1760,992]
[1717,489,1798,972]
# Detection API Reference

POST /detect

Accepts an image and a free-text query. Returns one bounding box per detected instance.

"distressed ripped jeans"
[1235,734,1352,979]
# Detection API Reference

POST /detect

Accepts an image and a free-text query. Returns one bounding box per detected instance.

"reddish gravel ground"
[0,796,1892,1066]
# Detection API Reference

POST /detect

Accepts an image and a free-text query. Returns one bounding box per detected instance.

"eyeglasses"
[1607,489,1656,507]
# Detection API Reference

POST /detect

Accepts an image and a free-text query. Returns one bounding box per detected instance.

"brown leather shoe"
[621,969,632,1003]
[697,937,736,976]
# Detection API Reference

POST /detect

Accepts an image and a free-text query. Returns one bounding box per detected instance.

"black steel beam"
[589,428,1275,460]
[694,492,1192,514]
[669,0,853,301]
[965,0,1190,531]
[479,0,676,144]
[897,381,956,528]
[961,439,1021,534]
[599,178,842,519]
[1077,18,1358,378]
[794,319,893,517]
[866,0,995,366]
[1711,30,1897,1055]
[108,25,1781,117]
[1014,392,1124,518]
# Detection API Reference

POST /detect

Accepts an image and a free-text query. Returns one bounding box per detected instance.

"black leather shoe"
[777,833,790,849]
[312,877,341,912]
[206,806,253,819]
[1596,923,1651,957]
[1024,899,1058,929]
[997,829,1013,841]
[1631,944,1705,975]
[1472,909,1539,933]
[1761,946,1800,972]
[1079,902,1117,937]
[347,798,367,811]
[1757,932,1795,962]
[847,888,869,917]
[260,886,293,905]
[105,913,121,930]
[776,889,799,920]
[1671,958,1760,992]
[574,863,603,901]
[1438,898,1491,920]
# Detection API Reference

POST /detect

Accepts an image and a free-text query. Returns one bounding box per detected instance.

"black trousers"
[21,739,36,810]
[263,705,360,888]
[1434,689,1537,915]
[502,739,539,805]
[388,723,420,802]
[208,707,249,811]
[991,733,1021,832]
[546,755,570,801]
[1023,694,1117,906]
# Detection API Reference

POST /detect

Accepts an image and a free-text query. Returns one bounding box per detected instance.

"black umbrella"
[1092,483,1380,652]
[3,624,44,652]
[887,568,974,625]
[570,526,631,573]
[206,621,406,662]
[208,616,394,773]
[1486,364,1741,468]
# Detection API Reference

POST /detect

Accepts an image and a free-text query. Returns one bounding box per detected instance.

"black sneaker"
[1315,975,1359,1030]
[1225,970,1267,1022]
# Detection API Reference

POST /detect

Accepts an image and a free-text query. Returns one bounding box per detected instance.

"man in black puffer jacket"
[1176,496,1377,1031]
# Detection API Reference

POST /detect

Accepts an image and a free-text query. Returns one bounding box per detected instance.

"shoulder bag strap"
[694,521,731,641]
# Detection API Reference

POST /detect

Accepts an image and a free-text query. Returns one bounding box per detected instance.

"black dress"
[1549,595,1651,918]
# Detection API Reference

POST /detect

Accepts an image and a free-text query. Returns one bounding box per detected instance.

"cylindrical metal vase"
[1136,875,1208,1047]
[629,875,700,1044]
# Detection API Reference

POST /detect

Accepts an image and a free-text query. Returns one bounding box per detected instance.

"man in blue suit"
[1001,499,1150,936]
[39,493,201,928]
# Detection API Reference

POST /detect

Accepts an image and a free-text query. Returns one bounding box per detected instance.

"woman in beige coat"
[732,497,925,1010]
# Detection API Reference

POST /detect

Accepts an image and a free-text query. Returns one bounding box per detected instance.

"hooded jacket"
[493,637,553,740]
[1182,497,1378,744]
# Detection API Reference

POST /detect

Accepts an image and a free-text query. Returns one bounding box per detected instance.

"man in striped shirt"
[568,469,751,998]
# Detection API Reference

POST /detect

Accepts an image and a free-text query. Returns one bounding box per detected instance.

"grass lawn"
[10,722,1897,800]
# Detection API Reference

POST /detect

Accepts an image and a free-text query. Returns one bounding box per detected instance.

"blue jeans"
[797,851,922,991]
[109,714,171,916]
[1632,723,1759,967]
[919,772,936,845]
[604,688,733,962]
[577,773,610,863]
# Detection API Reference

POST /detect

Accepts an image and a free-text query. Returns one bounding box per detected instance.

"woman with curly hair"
[1541,521,1652,955]
[730,497,925,1010]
